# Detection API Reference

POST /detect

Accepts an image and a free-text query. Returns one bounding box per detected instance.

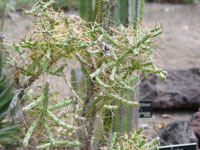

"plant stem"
[37,141,82,150]
[63,73,83,105]
[0,0,7,32]
[79,81,97,150]
[23,114,42,147]
[0,35,4,75]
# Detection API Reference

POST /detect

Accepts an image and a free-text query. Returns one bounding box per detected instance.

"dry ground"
[140,2,200,133]
[143,3,200,70]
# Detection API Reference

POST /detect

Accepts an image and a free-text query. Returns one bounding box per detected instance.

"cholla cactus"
[108,130,159,150]
[8,1,165,149]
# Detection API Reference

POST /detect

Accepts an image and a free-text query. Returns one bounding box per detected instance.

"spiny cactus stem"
[63,73,84,105]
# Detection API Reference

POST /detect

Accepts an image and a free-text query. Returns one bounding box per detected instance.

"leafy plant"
[0,35,21,148]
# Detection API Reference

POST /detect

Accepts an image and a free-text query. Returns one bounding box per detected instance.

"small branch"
[108,94,138,106]
[47,110,76,130]
[75,52,92,67]
[37,141,82,150]
[48,98,76,111]
[21,55,61,89]
[80,81,97,150]
[23,114,42,147]
[44,121,55,145]
[23,94,45,112]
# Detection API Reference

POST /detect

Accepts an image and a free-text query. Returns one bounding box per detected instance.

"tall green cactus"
[79,0,144,25]
[71,65,91,101]
[113,0,144,133]
[0,0,7,32]
[79,0,94,21]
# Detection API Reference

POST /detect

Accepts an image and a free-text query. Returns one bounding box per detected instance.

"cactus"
[71,65,91,101]
[79,0,144,25]
[79,0,94,21]
[71,69,79,94]
[110,129,159,149]
[78,0,145,136]
[23,82,79,149]
[0,0,7,32]
[12,2,164,149]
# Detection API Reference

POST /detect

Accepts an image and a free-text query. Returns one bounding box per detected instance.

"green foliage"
[0,78,13,122]
[0,37,21,147]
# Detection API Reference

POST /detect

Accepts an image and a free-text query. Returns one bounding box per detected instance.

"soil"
[2,2,200,140]
[143,3,200,70]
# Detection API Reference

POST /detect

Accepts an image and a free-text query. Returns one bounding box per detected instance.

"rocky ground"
[139,2,200,138]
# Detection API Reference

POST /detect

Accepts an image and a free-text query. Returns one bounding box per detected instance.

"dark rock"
[190,108,200,146]
[140,68,200,110]
[158,121,198,146]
